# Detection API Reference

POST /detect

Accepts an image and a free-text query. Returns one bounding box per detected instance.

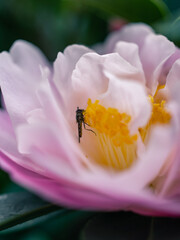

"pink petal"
[160,48,180,85]
[155,60,180,197]
[0,41,50,128]
[10,40,50,79]
[114,41,145,83]
[100,72,151,132]
[16,122,83,174]
[2,152,180,216]
[0,122,179,215]
[166,59,180,104]
[0,110,17,156]
[103,52,145,85]
[71,53,109,107]
[129,126,175,189]
[0,153,130,210]
[161,144,180,199]
[140,34,175,93]
[95,23,153,54]
[0,110,43,172]
[53,44,92,99]
[128,192,180,217]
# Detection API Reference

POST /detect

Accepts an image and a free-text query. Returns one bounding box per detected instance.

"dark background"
[0,0,180,61]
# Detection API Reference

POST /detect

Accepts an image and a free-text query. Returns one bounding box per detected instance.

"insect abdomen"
[78,122,82,138]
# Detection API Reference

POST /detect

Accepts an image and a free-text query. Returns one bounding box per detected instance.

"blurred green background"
[0,0,180,62]
[0,0,180,239]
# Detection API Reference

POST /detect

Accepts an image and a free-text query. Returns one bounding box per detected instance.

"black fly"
[76,107,96,143]
[76,107,84,143]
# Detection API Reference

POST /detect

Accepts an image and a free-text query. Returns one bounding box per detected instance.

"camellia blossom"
[1,23,180,216]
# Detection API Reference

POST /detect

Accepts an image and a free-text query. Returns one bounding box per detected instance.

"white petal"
[95,23,154,54]
[53,44,92,97]
[10,40,50,80]
[0,52,41,127]
[0,41,50,128]
[104,51,145,85]
[166,59,180,104]
[72,52,109,101]
[100,72,151,133]
[114,41,145,84]
[140,34,175,93]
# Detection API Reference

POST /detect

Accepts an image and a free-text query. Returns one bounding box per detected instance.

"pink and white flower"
[0,23,180,216]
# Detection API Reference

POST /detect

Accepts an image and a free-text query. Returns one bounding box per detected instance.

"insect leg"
[83,122,96,136]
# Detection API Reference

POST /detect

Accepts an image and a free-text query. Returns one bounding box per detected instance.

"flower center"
[83,91,171,171]
[84,99,138,170]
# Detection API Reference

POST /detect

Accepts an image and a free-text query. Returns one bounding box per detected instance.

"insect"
[76,107,96,143]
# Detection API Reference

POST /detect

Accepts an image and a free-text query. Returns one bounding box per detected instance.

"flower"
[0,23,180,216]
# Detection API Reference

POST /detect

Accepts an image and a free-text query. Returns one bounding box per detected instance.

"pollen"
[139,87,171,142]
[84,99,138,146]
[84,99,138,170]
[148,96,171,125]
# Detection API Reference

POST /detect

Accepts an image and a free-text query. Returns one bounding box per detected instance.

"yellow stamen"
[139,86,171,142]
[154,84,165,99]
[84,99,138,170]
[84,99,138,146]
[83,88,171,171]
[148,95,171,124]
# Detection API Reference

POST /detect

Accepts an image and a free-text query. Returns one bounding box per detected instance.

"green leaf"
[62,0,170,24]
[0,192,60,231]
[0,210,95,240]
[80,212,180,240]
[0,192,95,240]
[163,0,180,12]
